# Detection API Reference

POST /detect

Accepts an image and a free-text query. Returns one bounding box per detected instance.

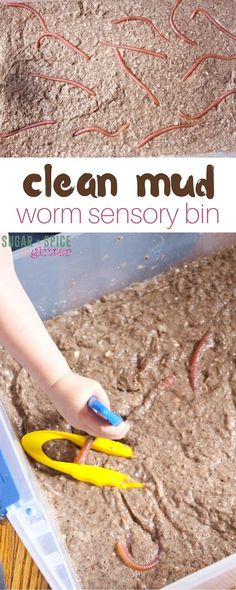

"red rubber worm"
[112,15,168,41]
[115,49,160,106]
[179,89,236,120]
[138,121,201,149]
[182,53,236,81]
[116,540,160,571]
[74,436,94,465]
[100,40,167,59]
[189,330,212,392]
[31,71,96,97]
[0,119,57,139]
[191,7,236,41]
[73,123,129,138]
[170,0,197,47]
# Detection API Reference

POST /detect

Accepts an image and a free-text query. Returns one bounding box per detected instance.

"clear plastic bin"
[1,232,236,590]
[13,233,236,319]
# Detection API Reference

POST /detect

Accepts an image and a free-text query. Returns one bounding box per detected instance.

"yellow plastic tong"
[21,430,144,489]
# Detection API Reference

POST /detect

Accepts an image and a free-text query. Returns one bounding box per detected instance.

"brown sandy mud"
[1,245,236,588]
[0,0,235,157]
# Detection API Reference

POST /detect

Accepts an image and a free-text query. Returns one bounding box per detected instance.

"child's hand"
[47,371,130,440]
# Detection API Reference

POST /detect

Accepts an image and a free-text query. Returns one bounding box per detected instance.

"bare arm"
[0,238,69,390]
[0,237,129,439]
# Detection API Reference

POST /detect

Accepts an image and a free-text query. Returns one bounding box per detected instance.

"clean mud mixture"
[1,245,236,589]
[0,0,235,157]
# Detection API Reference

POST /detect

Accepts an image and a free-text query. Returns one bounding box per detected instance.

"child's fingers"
[82,407,127,434]
[79,404,130,439]
[98,420,130,440]
[83,392,130,439]
[84,417,130,440]
[79,425,104,438]
[85,422,130,440]
[80,408,112,432]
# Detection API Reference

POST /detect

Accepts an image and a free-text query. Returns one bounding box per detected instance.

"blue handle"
[87,397,123,427]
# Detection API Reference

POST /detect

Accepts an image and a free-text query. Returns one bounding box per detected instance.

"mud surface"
[0,0,235,157]
[1,245,236,589]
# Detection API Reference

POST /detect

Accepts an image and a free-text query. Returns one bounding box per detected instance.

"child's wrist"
[47,368,72,395]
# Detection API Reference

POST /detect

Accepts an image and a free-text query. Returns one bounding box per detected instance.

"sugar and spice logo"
[0,234,72,258]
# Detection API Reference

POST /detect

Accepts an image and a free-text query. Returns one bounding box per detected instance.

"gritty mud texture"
[0,0,235,157]
[1,245,236,589]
